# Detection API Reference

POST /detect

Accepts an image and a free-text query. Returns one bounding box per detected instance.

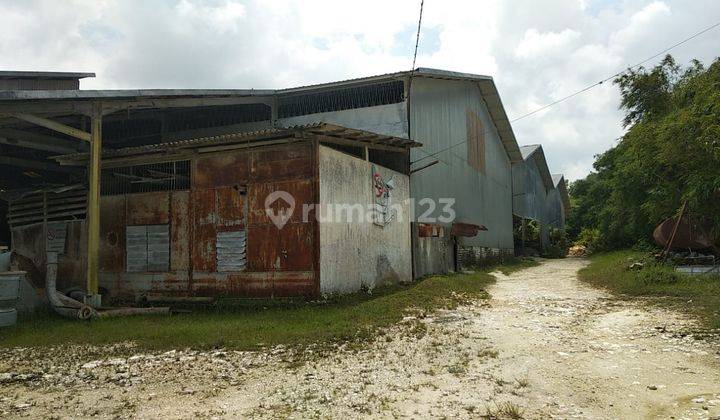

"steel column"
[85,102,102,307]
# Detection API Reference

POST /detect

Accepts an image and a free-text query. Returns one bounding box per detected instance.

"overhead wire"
[411,19,720,166]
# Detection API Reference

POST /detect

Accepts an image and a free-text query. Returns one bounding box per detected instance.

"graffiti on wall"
[371,164,396,227]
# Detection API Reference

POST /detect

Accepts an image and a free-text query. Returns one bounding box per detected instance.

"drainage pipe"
[46,252,97,320]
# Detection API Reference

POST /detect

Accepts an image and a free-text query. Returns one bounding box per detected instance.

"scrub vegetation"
[567,55,720,250]
[0,259,533,350]
[578,250,720,328]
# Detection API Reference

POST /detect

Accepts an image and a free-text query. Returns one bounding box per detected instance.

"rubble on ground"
[568,244,587,257]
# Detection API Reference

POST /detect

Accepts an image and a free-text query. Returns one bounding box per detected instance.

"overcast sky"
[1,0,718,180]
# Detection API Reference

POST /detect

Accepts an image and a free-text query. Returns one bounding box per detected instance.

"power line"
[411,19,720,165]
[410,0,425,74]
[405,0,450,167]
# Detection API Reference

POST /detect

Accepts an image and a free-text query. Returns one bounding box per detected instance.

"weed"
[1,269,497,350]
[514,376,529,388]
[485,401,524,419]
[478,348,499,358]
[579,251,720,328]
[447,364,466,375]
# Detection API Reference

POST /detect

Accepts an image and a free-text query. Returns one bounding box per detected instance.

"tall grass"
[578,250,720,328]
[0,271,498,351]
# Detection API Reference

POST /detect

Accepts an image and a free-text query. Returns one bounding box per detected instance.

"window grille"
[101,161,190,196]
[278,81,404,118]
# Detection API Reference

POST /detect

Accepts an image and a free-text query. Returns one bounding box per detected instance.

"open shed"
[7,123,418,302]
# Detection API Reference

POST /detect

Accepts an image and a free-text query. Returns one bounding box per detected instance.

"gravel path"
[1,258,719,418]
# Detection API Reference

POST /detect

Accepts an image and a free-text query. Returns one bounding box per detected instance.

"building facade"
[7,125,417,301]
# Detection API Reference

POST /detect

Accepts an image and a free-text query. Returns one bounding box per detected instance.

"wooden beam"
[0,128,84,154]
[315,134,407,152]
[0,156,81,174]
[8,113,91,142]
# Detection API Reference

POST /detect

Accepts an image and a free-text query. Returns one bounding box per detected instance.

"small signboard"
[46,222,68,254]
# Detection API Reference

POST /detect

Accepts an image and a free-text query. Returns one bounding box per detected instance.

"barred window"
[101,161,190,196]
[278,81,404,118]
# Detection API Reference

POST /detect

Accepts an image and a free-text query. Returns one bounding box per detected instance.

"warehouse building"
[511,144,569,255]
[1,68,523,307]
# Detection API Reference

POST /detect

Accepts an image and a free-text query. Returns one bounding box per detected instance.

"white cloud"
[515,28,581,59]
[0,0,719,180]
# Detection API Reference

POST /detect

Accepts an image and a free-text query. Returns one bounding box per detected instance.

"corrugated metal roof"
[551,173,571,215]
[278,68,492,93]
[518,144,554,191]
[53,123,421,163]
[0,67,521,163]
[0,88,275,100]
[520,144,540,160]
[279,68,522,163]
[0,71,95,79]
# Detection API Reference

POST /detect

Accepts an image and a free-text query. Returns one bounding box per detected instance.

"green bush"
[543,228,569,258]
[576,228,606,254]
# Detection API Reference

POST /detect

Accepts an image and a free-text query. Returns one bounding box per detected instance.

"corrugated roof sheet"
[0,71,95,79]
[1,67,521,163]
[518,144,554,191]
[0,88,274,100]
[53,123,421,163]
[551,173,571,215]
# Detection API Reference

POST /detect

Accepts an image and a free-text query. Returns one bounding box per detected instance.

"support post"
[86,102,102,307]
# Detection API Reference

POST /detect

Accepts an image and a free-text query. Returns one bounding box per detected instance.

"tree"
[567,55,720,249]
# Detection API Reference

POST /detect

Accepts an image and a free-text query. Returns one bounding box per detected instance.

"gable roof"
[551,173,571,215]
[280,68,523,163]
[519,144,554,191]
[1,68,523,164]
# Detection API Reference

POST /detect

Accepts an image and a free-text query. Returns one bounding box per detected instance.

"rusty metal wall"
[8,142,319,301]
[94,142,319,300]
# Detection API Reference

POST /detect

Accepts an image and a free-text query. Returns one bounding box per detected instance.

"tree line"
[567,55,720,251]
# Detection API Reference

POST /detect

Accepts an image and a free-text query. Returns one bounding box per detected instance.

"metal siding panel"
[245,225,279,270]
[193,153,250,189]
[100,195,126,272]
[147,225,170,272]
[277,223,314,271]
[409,78,513,251]
[170,191,190,271]
[191,189,217,272]
[126,192,170,225]
[126,225,148,272]
[247,179,313,225]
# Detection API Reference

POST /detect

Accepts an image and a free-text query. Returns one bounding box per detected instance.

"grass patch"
[485,401,525,419]
[578,250,720,328]
[0,270,497,351]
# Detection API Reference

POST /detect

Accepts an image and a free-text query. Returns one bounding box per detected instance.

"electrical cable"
[411,19,720,165]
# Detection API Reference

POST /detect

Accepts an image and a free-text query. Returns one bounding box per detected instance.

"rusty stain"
[12,142,321,300]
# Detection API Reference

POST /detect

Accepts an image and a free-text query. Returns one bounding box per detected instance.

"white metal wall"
[277,77,515,253]
[409,78,514,251]
[318,145,412,295]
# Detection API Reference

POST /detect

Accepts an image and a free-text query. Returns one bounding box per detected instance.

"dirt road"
[2,258,719,418]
